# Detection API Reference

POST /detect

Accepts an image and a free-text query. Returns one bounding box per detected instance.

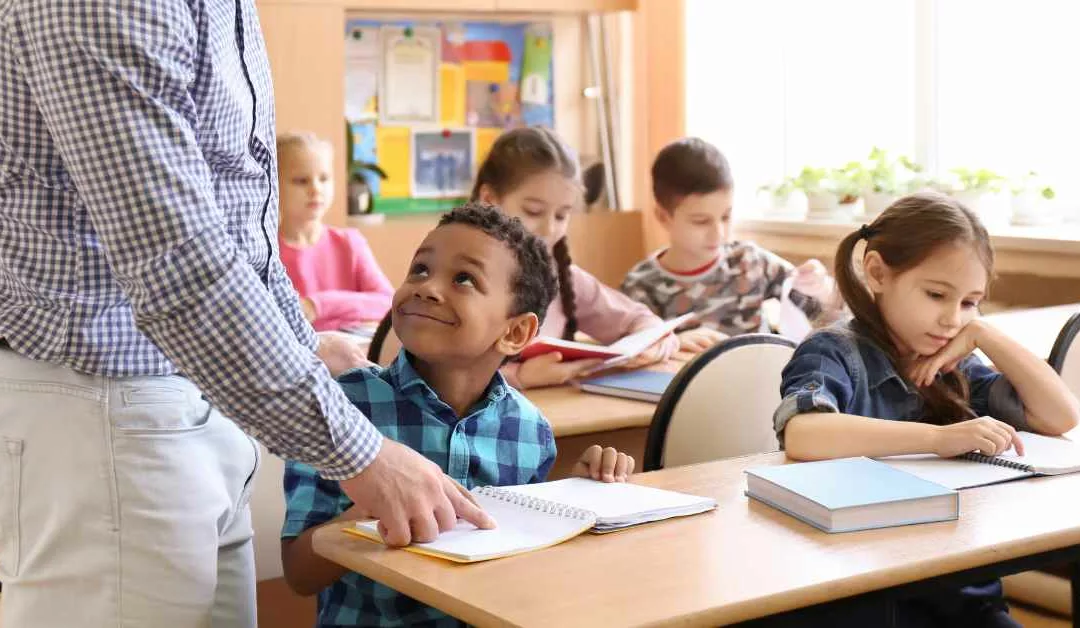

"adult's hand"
[339,439,497,546]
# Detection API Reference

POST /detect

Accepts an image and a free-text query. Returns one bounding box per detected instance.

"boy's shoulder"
[336,364,399,408]
[624,252,665,281]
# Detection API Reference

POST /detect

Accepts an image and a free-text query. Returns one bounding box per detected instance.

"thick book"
[578,370,675,403]
[745,457,958,533]
[518,313,694,366]
[880,431,1080,490]
[344,478,717,562]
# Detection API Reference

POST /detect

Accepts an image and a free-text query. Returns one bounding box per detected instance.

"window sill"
[733,217,1080,278]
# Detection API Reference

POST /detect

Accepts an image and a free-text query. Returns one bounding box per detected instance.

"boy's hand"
[316,332,372,377]
[572,445,635,482]
[678,327,728,354]
[517,352,605,388]
[931,416,1025,458]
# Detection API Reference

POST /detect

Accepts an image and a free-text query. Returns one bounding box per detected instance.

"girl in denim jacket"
[775,191,1079,628]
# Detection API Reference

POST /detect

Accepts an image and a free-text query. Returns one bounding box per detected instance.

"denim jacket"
[774,320,1028,446]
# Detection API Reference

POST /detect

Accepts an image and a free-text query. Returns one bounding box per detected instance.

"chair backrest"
[366,312,401,367]
[1048,312,1080,399]
[643,334,796,471]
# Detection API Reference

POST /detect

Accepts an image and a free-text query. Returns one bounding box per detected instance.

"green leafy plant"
[758,176,799,199]
[863,147,923,194]
[829,162,866,204]
[949,167,1006,193]
[345,122,388,215]
[792,166,830,193]
[1013,170,1056,201]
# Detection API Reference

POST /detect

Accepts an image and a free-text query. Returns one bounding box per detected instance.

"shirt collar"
[387,350,510,416]
[845,320,915,393]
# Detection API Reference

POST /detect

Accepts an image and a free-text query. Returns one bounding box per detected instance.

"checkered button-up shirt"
[0,1,380,478]
[282,351,557,627]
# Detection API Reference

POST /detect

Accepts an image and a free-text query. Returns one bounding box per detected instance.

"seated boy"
[280,203,635,627]
[622,138,837,353]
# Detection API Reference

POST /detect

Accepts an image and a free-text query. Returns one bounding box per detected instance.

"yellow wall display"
[439,63,467,127]
[474,127,502,170]
[375,126,412,198]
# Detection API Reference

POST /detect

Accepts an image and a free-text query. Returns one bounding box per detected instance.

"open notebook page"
[508,478,717,529]
[879,432,1080,489]
[350,490,595,563]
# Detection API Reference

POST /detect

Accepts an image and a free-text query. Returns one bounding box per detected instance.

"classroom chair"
[642,334,796,471]
[1049,312,1080,399]
[367,313,401,368]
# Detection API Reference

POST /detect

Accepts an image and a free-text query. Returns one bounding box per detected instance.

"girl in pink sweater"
[474,127,679,389]
[277,133,393,332]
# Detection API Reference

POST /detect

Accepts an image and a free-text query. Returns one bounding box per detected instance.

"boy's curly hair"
[438,203,558,323]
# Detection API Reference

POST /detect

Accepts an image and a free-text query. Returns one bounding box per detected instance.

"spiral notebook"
[880,431,1080,490]
[344,478,717,562]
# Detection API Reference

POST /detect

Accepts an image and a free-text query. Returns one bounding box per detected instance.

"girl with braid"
[472,127,679,389]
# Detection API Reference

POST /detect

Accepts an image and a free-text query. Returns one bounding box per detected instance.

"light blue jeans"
[0,348,260,627]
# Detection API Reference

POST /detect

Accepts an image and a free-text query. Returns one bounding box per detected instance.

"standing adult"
[0,2,490,626]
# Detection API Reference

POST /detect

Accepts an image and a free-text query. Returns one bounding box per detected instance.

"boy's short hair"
[438,203,558,324]
[651,137,734,212]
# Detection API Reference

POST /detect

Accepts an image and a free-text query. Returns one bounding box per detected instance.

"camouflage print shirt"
[620,243,821,336]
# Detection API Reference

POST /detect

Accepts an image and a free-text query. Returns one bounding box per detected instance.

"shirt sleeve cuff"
[313,414,385,481]
[773,386,840,448]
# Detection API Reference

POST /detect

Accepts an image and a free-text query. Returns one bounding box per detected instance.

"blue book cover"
[746,457,958,532]
[580,371,675,400]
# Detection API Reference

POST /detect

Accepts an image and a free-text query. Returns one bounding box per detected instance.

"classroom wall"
[355,208,646,288]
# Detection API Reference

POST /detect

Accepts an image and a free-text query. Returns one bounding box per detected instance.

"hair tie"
[859,224,877,240]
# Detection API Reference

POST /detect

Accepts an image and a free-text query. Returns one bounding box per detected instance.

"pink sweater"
[503,265,679,387]
[279,227,394,332]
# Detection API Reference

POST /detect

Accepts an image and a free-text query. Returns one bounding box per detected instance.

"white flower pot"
[762,190,809,219]
[952,190,1011,229]
[1011,191,1059,226]
[806,191,840,221]
[863,191,898,218]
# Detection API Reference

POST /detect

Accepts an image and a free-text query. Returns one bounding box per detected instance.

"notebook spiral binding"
[962,452,1034,472]
[474,486,594,521]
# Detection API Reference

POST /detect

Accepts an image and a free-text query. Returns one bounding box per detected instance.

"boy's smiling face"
[392,223,532,365]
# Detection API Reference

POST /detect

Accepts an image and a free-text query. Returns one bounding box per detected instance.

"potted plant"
[1011,171,1059,227]
[757,176,808,218]
[949,167,1010,227]
[795,166,838,218]
[861,147,922,217]
[345,122,389,225]
[824,162,865,222]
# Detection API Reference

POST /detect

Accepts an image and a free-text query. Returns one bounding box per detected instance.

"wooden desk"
[982,304,1080,360]
[313,452,1080,627]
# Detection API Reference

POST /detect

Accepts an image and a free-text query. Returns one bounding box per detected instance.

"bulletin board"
[345,18,556,214]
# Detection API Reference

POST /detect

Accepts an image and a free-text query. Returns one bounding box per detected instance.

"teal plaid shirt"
[282,351,557,627]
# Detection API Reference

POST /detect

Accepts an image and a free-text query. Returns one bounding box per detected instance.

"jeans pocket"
[113,383,211,435]
[0,438,24,579]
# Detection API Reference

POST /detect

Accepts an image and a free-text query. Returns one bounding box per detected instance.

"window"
[686,0,1080,221]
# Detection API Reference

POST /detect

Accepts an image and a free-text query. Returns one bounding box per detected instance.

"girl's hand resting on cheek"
[908,320,985,388]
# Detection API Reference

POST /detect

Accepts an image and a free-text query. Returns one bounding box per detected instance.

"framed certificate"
[379,25,441,126]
